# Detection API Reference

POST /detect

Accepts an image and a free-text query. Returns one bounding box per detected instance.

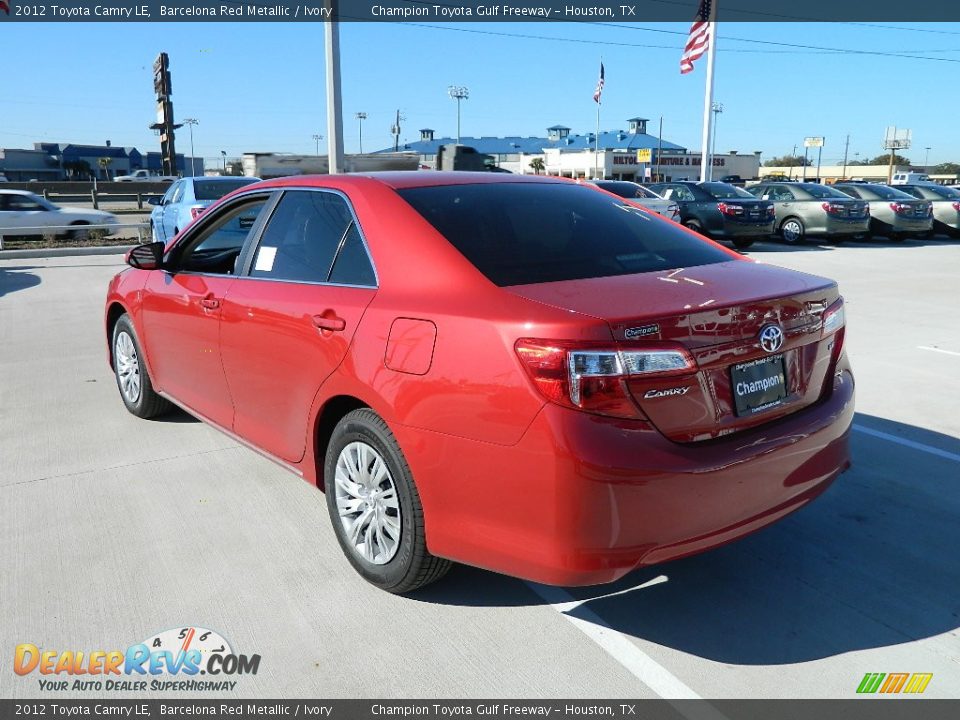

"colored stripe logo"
[857,672,933,694]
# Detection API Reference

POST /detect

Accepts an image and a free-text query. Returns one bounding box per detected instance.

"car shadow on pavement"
[0,265,41,297]
[151,407,201,423]
[740,240,834,254]
[415,413,960,665]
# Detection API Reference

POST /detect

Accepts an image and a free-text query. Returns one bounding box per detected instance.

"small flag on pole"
[593,63,605,103]
[680,0,713,74]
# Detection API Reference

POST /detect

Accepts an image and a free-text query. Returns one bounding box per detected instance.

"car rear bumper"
[714,219,775,237]
[405,359,855,586]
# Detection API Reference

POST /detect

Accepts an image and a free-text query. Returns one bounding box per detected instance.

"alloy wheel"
[114,331,142,403]
[334,441,402,565]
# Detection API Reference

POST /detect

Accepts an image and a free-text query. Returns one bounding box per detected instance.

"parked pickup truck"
[114,170,178,182]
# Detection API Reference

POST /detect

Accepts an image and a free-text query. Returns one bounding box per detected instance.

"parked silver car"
[746,182,870,244]
[586,180,679,221]
[896,184,960,238]
[833,183,933,240]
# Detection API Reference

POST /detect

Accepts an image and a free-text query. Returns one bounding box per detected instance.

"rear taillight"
[190,206,205,220]
[889,202,911,215]
[766,205,776,217]
[821,298,846,364]
[515,339,697,419]
[717,202,744,216]
[821,202,846,215]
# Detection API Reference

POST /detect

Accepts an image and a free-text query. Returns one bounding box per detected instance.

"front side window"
[173,197,270,275]
[249,191,354,284]
[6,193,47,211]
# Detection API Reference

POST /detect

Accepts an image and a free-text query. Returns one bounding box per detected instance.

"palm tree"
[529,157,545,175]
[98,157,112,181]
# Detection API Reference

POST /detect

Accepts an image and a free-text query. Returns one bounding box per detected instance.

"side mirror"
[146,196,161,206]
[126,241,165,271]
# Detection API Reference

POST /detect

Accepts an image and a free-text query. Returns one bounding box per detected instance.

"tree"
[98,157,112,180]
[867,153,910,166]
[932,162,960,175]
[764,154,811,167]
[528,157,545,175]
[63,160,92,179]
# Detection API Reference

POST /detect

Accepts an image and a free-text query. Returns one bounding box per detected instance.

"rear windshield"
[193,178,260,201]
[699,182,755,199]
[595,181,658,199]
[913,185,960,199]
[844,184,915,200]
[396,183,731,287]
[799,184,852,199]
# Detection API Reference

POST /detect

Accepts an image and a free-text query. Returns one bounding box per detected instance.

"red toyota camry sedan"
[105,173,854,593]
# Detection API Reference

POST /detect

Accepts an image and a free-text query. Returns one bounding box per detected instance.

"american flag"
[593,63,605,103]
[0,0,9,15]
[680,0,713,74]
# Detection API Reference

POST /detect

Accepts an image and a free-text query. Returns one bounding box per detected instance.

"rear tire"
[683,220,706,236]
[112,315,173,419]
[732,238,754,250]
[779,217,805,244]
[324,409,452,594]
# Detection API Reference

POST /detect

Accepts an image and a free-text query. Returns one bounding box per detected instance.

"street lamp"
[220,150,227,174]
[925,146,931,167]
[183,118,199,176]
[447,86,469,144]
[709,102,724,181]
[355,112,367,154]
[312,134,324,156]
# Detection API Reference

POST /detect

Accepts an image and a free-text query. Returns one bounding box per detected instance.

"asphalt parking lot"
[1,236,958,700]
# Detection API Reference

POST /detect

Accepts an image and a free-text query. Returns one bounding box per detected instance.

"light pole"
[447,86,469,144]
[312,134,324,156]
[355,112,367,154]
[220,150,226,174]
[709,102,723,181]
[183,118,199,176]
[925,146,931,167]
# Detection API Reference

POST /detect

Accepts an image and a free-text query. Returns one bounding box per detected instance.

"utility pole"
[391,110,405,152]
[790,144,797,180]
[355,112,367,154]
[183,118,198,176]
[841,134,850,180]
[324,0,344,174]
[655,116,663,183]
[220,150,226,174]
[816,143,824,183]
[802,146,809,181]
[312,134,324,156]
[924,146,931,167]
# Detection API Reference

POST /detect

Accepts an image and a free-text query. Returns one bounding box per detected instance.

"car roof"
[251,171,573,193]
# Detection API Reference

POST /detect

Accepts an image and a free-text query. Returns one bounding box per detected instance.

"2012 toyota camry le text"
[104,173,854,593]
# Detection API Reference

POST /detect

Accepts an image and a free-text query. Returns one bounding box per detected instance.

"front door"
[139,195,272,428]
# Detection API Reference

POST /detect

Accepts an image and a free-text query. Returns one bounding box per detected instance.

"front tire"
[67,221,90,241]
[683,219,706,236]
[324,409,451,593]
[112,315,172,419]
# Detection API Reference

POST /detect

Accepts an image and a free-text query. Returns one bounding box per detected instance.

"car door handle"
[200,297,221,310]
[312,312,346,332]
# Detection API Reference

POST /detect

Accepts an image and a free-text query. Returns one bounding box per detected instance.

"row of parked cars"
[590,178,960,249]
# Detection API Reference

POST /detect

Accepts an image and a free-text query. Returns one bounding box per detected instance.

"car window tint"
[700,183,754,199]
[177,198,269,274]
[161,182,179,204]
[899,187,923,199]
[328,224,376,286]
[7,194,44,211]
[397,183,731,287]
[171,183,186,204]
[770,186,796,201]
[835,186,861,199]
[193,178,260,201]
[249,191,352,283]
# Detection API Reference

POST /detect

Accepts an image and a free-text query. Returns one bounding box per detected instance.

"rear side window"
[193,178,259,201]
[397,183,731,287]
[328,225,376,286]
[700,183,754,199]
[250,191,351,282]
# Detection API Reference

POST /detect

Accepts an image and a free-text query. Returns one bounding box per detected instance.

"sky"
[2,20,960,166]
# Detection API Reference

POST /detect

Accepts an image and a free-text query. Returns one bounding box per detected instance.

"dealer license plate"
[731,355,788,416]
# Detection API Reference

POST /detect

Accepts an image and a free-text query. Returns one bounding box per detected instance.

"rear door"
[219,189,377,463]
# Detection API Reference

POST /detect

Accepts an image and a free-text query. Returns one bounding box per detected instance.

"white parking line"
[526,580,703,699]
[852,424,960,463]
[917,345,960,357]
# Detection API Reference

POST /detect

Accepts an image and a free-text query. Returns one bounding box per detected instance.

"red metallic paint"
[106,172,853,587]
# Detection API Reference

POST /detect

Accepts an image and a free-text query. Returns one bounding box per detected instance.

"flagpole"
[595,57,602,179]
[699,21,717,182]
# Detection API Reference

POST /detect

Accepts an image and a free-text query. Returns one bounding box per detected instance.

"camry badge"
[644,387,691,399]
[759,324,784,353]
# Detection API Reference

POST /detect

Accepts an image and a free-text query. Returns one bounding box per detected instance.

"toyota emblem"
[759,324,784,353]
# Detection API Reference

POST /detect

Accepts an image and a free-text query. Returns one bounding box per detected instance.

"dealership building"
[379,117,762,182]
[0,142,201,181]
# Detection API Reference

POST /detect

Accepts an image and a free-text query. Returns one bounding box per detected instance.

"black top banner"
[0,0,957,22]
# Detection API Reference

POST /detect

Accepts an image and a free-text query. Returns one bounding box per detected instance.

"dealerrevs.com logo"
[14,627,260,692]
[856,672,933,694]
